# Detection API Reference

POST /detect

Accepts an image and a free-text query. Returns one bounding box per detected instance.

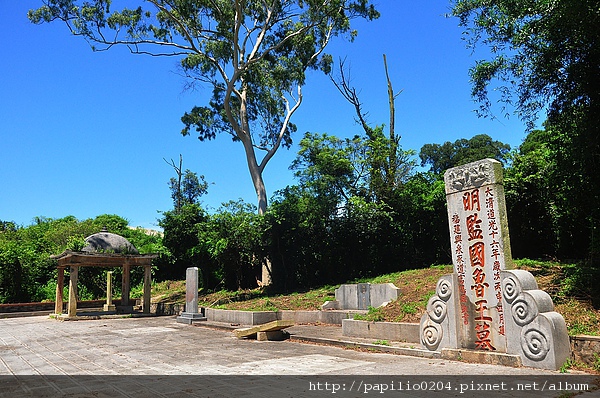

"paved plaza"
[0,315,597,397]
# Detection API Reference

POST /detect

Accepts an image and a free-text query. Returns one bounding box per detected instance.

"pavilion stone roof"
[82,228,139,255]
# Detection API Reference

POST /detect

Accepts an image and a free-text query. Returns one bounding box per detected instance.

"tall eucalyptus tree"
[29,0,379,214]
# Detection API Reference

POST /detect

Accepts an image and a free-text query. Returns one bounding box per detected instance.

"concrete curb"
[51,312,157,321]
[288,334,442,359]
[190,321,537,368]
[201,307,364,325]
[342,319,420,344]
[192,321,442,360]
[442,348,523,368]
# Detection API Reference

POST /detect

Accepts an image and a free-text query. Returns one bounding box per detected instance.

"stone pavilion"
[51,228,157,317]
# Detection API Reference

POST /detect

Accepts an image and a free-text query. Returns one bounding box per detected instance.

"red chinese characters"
[466,214,484,241]
[463,189,496,351]
[463,188,481,212]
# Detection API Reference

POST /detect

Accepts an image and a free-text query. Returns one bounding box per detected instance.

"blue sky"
[0,1,529,229]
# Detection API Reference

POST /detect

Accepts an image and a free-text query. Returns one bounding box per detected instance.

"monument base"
[441,348,523,368]
[103,304,116,312]
[177,312,207,324]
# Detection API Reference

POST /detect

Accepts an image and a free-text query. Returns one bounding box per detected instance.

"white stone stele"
[446,158,509,351]
[321,283,401,310]
[419,158,570,370]
[176,267,207,324]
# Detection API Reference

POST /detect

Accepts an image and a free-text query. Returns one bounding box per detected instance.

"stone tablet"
[185,267,199,313]
[444,158,510,351]
[176,267,207,324]
[420,158,570,370]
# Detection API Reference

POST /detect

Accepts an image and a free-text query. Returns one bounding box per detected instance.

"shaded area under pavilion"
[51,229,157,318]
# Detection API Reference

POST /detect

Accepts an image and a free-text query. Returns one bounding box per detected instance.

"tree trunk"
[240,135,268,215]
[240,141,271,285]
[234,85,271,283]
[253,172,268,216]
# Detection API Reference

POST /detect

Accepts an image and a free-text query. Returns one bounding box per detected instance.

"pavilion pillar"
[143,265,152,314]
[122,263,130,307]
[67,265,78,317]
[55,266,65,314]
[103,271,116,312]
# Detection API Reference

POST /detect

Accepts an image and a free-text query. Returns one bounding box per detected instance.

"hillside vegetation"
[152,259,599,337]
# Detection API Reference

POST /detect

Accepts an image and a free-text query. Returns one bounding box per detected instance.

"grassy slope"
[151,260,599,336]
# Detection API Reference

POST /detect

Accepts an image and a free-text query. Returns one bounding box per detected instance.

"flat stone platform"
[0,316,596,397]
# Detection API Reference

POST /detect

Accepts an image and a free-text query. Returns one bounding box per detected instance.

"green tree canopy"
[29,0,379,214]
[451,0,600,131]
[506,124,600,260]
[452,0,600,262]
[291,132,368,203]
[158,203,210,282]
[165,155,209,212]
[0,214,164,303]
[419,134,511,174]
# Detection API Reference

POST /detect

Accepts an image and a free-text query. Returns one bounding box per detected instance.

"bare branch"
[330,58,372,135]
[164,154,183,212]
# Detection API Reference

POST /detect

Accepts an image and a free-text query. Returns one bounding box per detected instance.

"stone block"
[322,283,401,310]
[185,267,200,314]
[279,310,362,325]
[335,285,359,309]
[342,319,420,344]
[176,312,207,324]
[116,305,134,314]
[321,301,339,310]
[256,330,287,341]
[176,267,207,324]
[369,283,401,308]
[204,308,277,325]
[441,348,522,367]
[102,304,116,312]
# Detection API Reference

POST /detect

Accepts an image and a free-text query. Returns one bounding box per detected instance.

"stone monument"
[420,158,570,370]
[176,267,207,324]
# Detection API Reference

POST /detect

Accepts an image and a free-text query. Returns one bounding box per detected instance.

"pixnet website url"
[308,380,590,394]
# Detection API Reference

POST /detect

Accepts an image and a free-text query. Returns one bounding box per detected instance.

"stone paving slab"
[0,316,597,397]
